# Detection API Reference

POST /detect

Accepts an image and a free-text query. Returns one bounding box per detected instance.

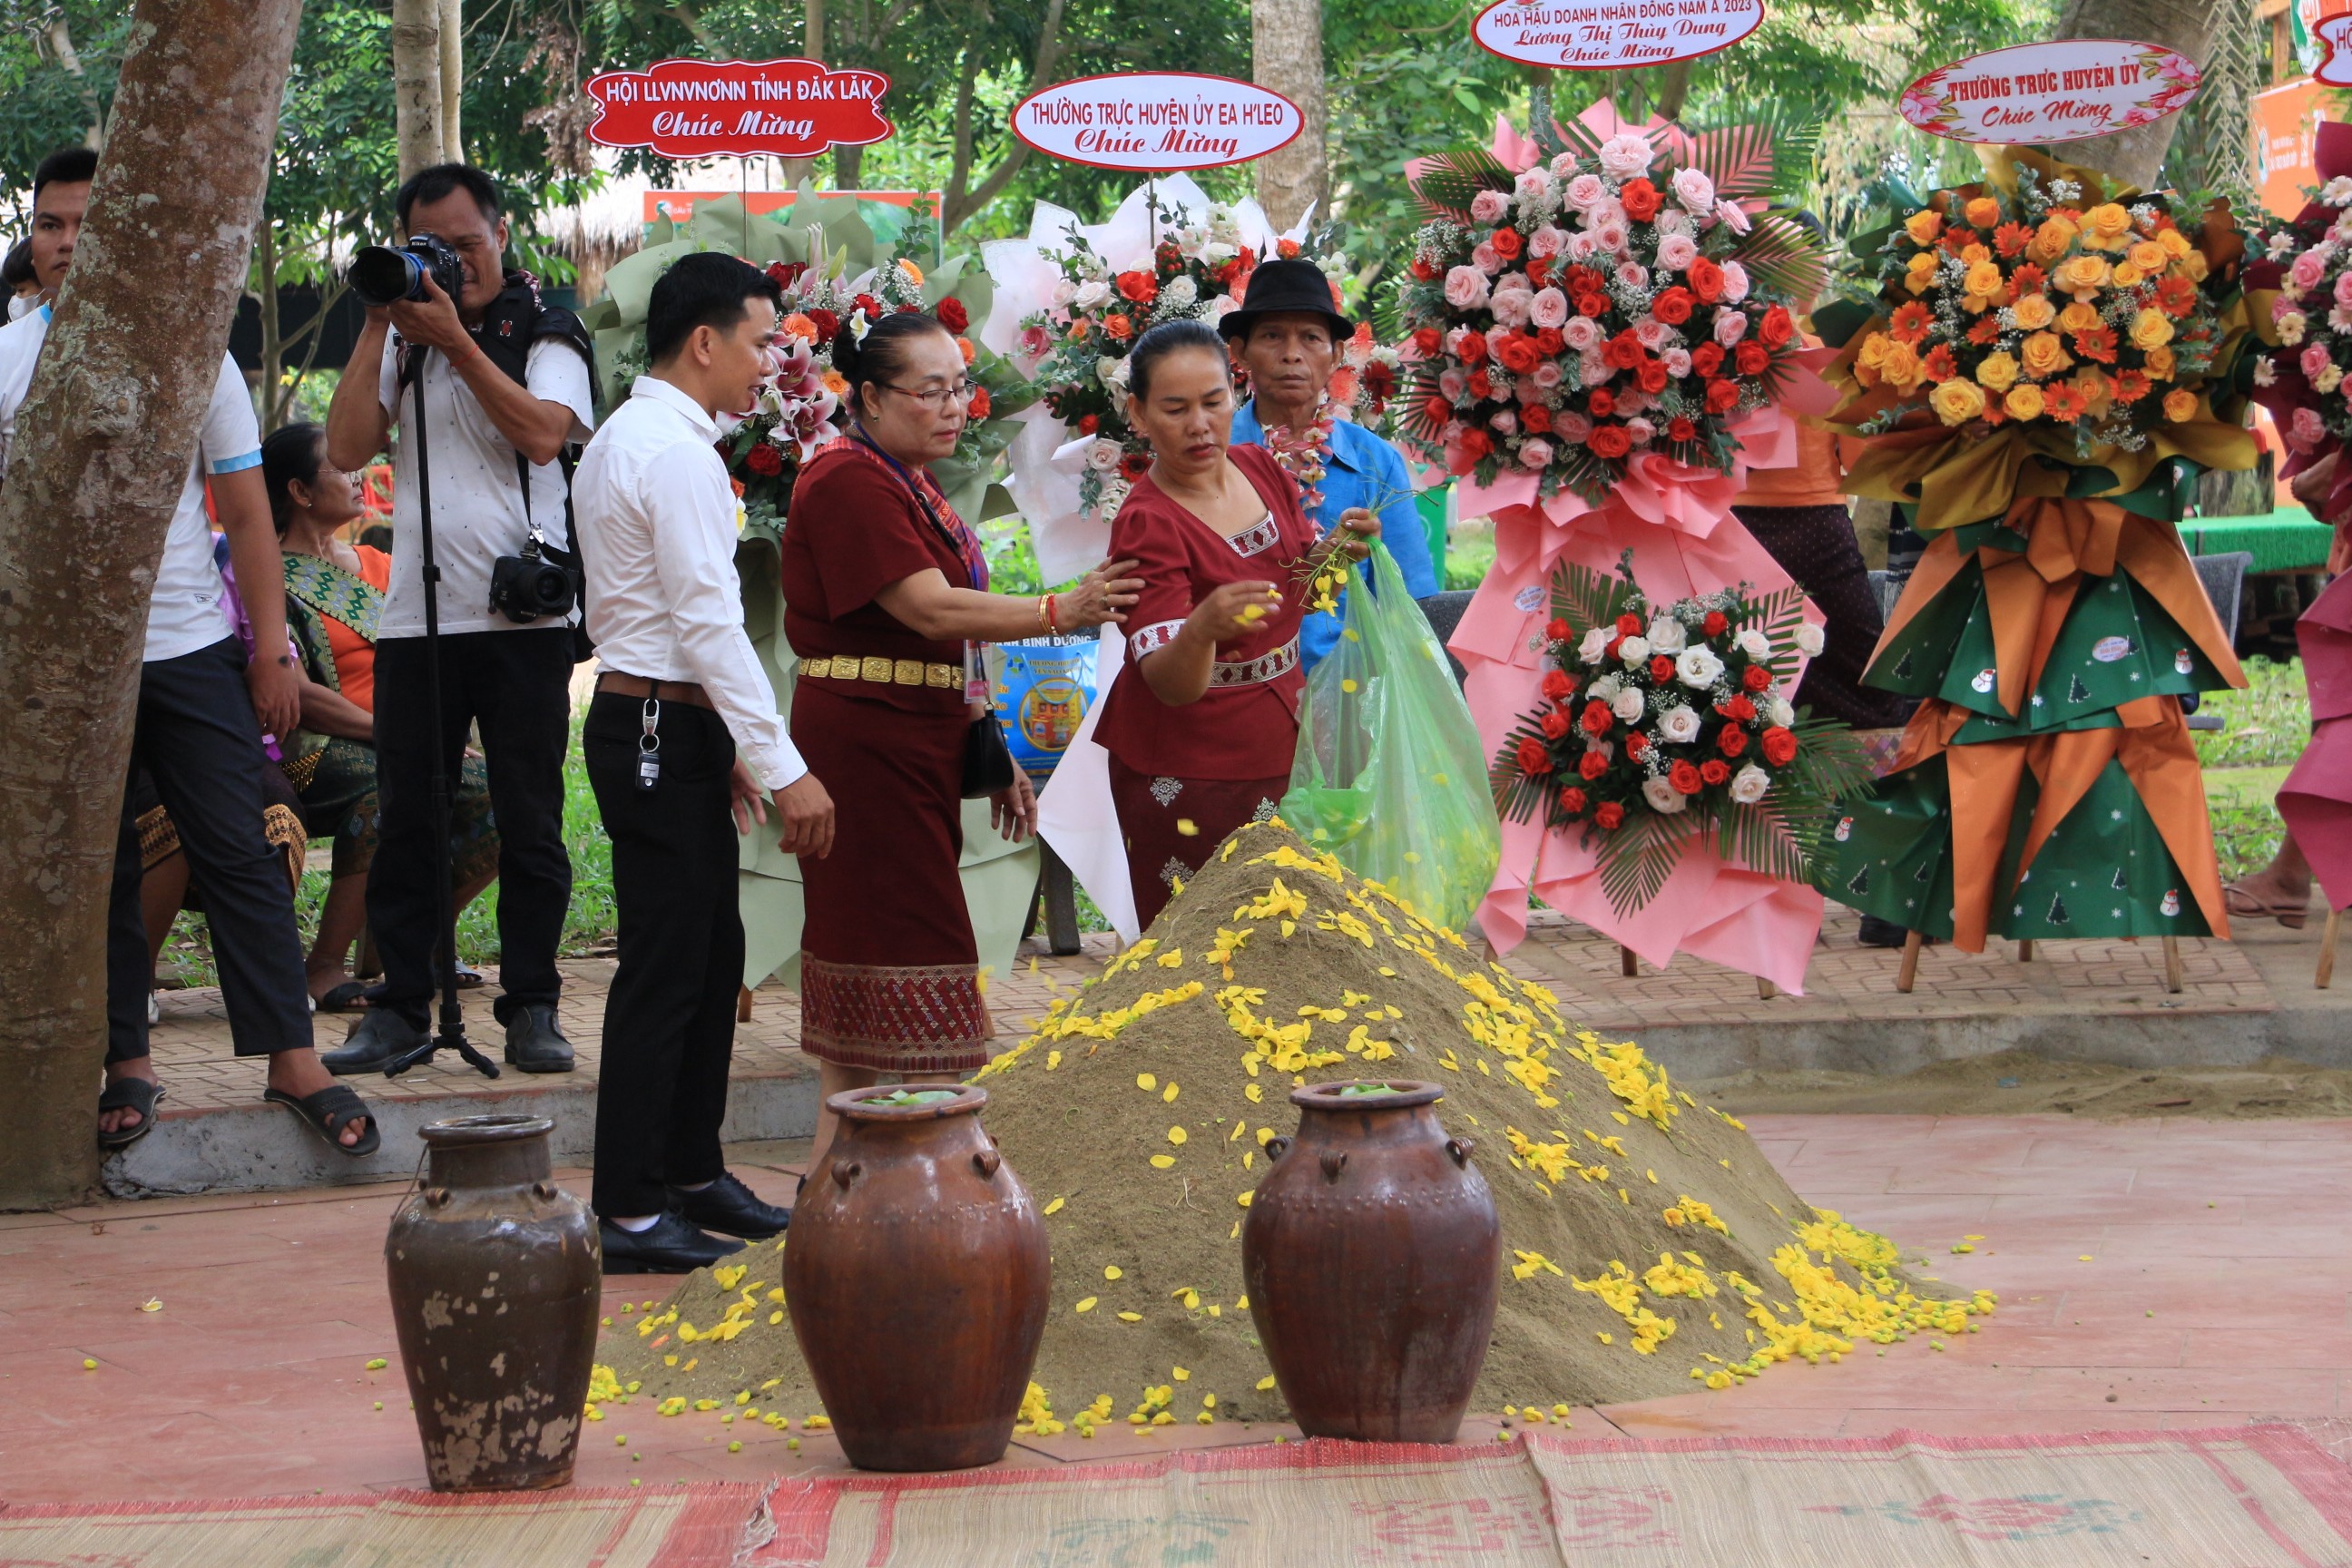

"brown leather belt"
[596,671,715,710]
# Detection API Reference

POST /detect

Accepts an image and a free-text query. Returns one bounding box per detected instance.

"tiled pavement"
[5,1113,2348,1503]
[142,896,2347,1118]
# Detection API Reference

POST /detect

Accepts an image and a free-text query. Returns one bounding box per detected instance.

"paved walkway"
[3,1113,2345,1502]
[139,895,2347,1120]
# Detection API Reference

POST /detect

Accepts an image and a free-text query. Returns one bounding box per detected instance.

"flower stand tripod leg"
[2161,934,2184,995]
[2319,908,2342,991]
[1896,927,1924,994]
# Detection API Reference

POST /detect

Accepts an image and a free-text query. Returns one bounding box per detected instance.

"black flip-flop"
[315,981,373,1014]
[96,1079,164,1152]
[264,1084,382,1158]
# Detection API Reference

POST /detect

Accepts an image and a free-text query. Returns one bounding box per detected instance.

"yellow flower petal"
[1044,1197,1065,1215]
[1104,1265,1123,1279]
[1136,1072,1157,1091]
[1117,1311,1142,1322]
[1150,1154,1177,1169]
[1256,1375,1278,1391]
[1075,1297,1098,1313]
[1162,1083,1180,1102]
[1176,818,1199,836]
[1167,1126,1187,1145]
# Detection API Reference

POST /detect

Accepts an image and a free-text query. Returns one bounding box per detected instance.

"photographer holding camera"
[324,164,593,1074]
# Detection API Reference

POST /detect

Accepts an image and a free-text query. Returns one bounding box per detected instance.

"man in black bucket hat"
[1220,258,1437,671]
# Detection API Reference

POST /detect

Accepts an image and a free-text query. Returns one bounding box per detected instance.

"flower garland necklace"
[1261,398,1338,514]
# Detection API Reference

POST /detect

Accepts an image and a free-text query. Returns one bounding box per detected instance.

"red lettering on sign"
[587,58,893,159]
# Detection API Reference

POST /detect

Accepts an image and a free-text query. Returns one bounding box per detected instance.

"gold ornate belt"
[798,655,960,690]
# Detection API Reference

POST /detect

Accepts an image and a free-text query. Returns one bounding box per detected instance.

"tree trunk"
[392,0,446,182]
[780,0,827,191]
[0,0,301,1210]
[2046,0,2218,188]
[438,0,466,164]
[1252,0,1328,230]
[43,17,106,149]
[255,221,281,431]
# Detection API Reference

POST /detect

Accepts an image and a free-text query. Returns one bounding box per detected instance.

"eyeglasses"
[877,379,975,412]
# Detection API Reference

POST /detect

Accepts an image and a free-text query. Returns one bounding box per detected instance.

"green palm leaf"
[1728,212,1829,302]
[1407,147,1516,221]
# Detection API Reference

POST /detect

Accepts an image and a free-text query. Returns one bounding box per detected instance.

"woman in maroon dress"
[1094,320,1375,926]
[783,312,1139,1164]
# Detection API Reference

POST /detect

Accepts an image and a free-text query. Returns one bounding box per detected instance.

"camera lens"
[350,245,423,308]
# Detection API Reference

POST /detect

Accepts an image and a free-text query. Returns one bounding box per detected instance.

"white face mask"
[5,294,34,322]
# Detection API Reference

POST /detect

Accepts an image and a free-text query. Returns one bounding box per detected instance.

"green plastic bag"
[1280,543,1501,929]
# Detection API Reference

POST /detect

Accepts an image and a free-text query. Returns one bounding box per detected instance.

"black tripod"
[385,344,499,1081]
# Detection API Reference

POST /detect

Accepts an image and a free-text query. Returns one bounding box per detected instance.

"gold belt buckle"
[925,662,956,689]
[860,656,894,684]
[893,659,925,686]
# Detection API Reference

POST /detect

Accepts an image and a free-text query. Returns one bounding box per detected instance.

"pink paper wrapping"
[1447,394,1835,994]
[2278,572,2352,913]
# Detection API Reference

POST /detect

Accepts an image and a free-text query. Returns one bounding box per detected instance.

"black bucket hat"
[1218,257,1352,343]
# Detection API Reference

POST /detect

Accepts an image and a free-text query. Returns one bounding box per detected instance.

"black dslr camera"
[487,536,577,623]
[349,231,465,308]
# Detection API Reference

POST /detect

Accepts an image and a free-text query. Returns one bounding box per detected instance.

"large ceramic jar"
[785,1084,1049,1471]
[1242,1080,1499,1442]
[384,1114,601,1491]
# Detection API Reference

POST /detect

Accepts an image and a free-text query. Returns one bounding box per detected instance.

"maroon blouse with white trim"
[1092,442,1320,781]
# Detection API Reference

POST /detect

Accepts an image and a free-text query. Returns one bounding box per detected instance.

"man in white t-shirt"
[324,164,594,1075]
[0,147,377,1157]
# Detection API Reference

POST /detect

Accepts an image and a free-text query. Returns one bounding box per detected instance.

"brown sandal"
[2224,882,2310,930]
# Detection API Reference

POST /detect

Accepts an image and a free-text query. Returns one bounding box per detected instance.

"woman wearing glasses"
[781,311,1142,1165]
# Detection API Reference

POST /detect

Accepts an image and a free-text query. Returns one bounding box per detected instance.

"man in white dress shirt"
[573,251,836,1271]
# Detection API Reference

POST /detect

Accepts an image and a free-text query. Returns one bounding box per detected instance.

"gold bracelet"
[1036,594,1050,632]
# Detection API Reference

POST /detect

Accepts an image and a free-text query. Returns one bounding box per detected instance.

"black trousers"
[583,691,743,1218]
[108,638,312,1063]
[368,630,573,1027]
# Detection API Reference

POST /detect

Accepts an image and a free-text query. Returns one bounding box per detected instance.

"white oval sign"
[1899,39,2200,144]
[1471,0,1764,70]
[1011,72,1302,172]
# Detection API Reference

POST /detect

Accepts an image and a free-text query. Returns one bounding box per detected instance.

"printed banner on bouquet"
[1011,72,1302,172]
[585,58,894,160]
[1471,0,1765,70]
[2256,79,2333,221]
[2318,12,2352,83]
[1898,39,2200,144]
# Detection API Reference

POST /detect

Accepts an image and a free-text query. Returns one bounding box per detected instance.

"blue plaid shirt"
[1230,401,1439,671]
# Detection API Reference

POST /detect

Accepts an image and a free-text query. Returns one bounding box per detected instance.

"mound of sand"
[595,819,1990,1436]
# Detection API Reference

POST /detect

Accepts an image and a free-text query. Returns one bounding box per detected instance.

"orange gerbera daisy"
[1888,301,1933,344]
[1966,317,2002,346]
[1993,222,2035,258]
[2010,262,2049,295]
[2043,381,2086,422]
[1940,227,1979,255]
[2072,326,2119,364]
[2155,275,2199,318]
[1923,344,1958,382]
[2113,368,2152,403]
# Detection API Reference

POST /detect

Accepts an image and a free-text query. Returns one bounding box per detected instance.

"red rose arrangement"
[1490,559,1870,913]
[1393,119,1824,504]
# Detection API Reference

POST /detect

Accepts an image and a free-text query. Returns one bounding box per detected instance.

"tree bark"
[2046,0,2218,188]
[392,0,446,182]
[42,16,107,149]
[0,0,301,1210]
[438,0,466,163]
[780,0,827,191]
[1252,0,1328,230]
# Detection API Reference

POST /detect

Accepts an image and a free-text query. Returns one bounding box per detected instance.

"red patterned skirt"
[1108,755,1290,930]
[792,682,991,1073]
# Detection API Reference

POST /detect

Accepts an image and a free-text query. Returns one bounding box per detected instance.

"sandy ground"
[1693,1050,2352,1119]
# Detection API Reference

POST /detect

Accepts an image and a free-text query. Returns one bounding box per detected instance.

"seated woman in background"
[262,422,499,1010]
[1093,319,1375,926]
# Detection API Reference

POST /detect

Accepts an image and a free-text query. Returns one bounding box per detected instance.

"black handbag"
[961,709,1017,799]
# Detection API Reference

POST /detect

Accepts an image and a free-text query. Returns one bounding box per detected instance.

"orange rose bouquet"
[1839,161,2234,455]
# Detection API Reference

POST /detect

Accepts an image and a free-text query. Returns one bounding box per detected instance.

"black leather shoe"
[599,1212,746,1273]
[670,1171,791,1240]
[504,1004,575,1073]
[1857,915,1915,949]
[321,1010,427,1075]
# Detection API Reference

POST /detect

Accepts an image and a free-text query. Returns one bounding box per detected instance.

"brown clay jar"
[384,1113,601,1491]
[1242,1080,1499,1443]
[784,1084,1049,1471]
